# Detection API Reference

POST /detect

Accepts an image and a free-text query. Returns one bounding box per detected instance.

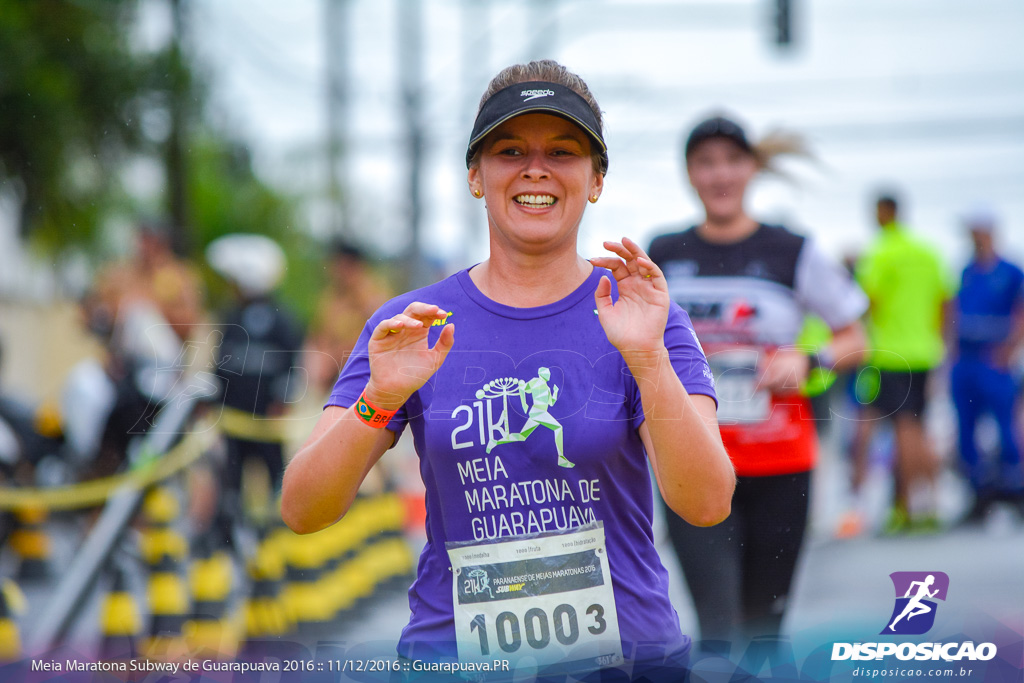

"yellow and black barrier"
[0,579,25,663]
[243,525,290,644]
[184,539,241,658]
[279,521,336,632]
[139,486,191,660]
[369,492,415,585]
[99,564,141,660]
[334,500,382,613]
[322,514,362,616]
[0,399,421,650]
[345,494,415,604]
[139,487,188,570]
[25,394,208,652]
[274,494,396,632]
[8,506,52,581]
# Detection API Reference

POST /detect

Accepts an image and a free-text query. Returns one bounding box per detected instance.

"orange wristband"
[354,392,397,428]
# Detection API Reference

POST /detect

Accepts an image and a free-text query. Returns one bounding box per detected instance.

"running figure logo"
[480,367,574,468]
[881,571,949,635]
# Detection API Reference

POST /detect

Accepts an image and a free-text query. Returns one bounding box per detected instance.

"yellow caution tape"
[0,423,218,511]
[216,406,298,444]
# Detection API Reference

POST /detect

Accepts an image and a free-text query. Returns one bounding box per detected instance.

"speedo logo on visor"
[521,88,555,101]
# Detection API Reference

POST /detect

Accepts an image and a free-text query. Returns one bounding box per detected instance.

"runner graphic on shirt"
[484,367,574,468]
[887,574,938,632]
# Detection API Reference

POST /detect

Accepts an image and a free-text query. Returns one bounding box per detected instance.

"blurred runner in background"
[304,241,389,397]
[949,204,1024,523]
[207,234,304,543]
[855,193,954,534]
[649,114,867,646]
[57,221,208,478]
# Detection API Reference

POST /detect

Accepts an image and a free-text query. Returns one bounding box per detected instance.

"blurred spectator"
[52,290,155,479]
[206,234,304,542]
[0,339,26,479]
[83,221,210,472]
[95,220,205,349]
[2,325,110,485]
[854,193,954,533]
[950,204,1024,522]
[304,241,389,396]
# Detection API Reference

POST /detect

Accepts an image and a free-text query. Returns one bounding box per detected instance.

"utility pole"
[324,0,350,240]
[166,0,191,256]
[399,0,428,289]
[773,0,794,48]
[461,0,490,263]
[529,0,557,60]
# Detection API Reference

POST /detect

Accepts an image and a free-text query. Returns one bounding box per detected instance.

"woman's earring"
[589,195,599,203]
[472,189,482,198]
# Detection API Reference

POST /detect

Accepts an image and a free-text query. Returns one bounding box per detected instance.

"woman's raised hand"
[590,237,671,362]
[365,302,454,407]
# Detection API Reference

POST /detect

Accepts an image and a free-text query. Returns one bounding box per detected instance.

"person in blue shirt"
[950,205,1024,522]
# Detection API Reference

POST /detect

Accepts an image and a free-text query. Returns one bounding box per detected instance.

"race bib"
[446,523,623,673]
[707,347,770,424]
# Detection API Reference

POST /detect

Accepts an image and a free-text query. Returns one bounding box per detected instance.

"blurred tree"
[0,0,153,251]
[189,133,320,324]
[0,0,318,320]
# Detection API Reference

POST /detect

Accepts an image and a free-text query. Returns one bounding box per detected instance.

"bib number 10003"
[469,602,607,656]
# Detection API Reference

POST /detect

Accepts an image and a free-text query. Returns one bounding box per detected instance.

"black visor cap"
[466,81,608,173]
[685,116,752,158]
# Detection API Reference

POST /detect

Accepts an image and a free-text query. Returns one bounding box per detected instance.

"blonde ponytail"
[752,130,815,176]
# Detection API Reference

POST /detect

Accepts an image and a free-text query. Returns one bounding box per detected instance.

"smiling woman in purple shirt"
[281,60,734,682]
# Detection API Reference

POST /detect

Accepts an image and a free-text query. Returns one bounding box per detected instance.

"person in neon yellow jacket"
[855,193,954,533]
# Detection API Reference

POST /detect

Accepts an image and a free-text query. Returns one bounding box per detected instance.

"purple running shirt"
[328,266,716,662]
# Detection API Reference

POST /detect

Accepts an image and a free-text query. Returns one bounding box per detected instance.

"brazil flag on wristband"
[355,394,395,428]
[357,398,377,421]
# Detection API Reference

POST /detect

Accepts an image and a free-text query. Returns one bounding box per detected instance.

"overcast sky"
[184,0,1024,274]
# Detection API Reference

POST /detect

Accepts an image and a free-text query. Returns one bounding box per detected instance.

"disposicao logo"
[882,571,948,635]
[831,571,997,663]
